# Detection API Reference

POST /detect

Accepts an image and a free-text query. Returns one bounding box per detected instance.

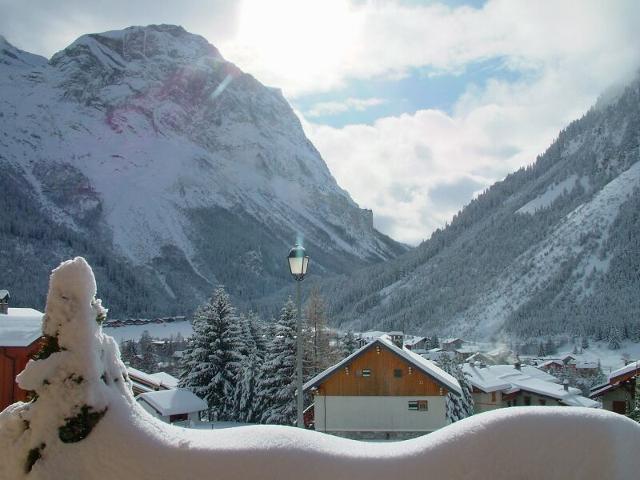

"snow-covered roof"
[608,361,640,382]
[304,334,462,396]
[464,363,598,407]
[403,336,426,347]
[148,372,179,389]
[0,290,9,301]
[0,308,43,347]
[540,360,564,368]
[127,367,176,393]
[137,389,207,416]
[463,364,512,392]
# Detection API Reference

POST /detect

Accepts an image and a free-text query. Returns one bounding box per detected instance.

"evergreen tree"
[232,313,264,422]
[537,342,546,357]
[178,305,216,412]
[178,287,240,420]
[342,330,358,357]
[259,299,298,425]
[608,326,622,350]
[439,356,474,422]
[581,336,589,349]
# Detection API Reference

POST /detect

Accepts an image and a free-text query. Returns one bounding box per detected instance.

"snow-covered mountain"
[320,75,640,341]
[0,25,406,316]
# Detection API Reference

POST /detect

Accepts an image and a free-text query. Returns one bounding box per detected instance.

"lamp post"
[288,243,309,428]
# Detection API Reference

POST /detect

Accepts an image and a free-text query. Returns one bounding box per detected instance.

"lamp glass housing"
[288,244,309,280]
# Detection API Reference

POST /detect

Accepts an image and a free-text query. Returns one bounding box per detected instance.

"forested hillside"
[311,74,640,341]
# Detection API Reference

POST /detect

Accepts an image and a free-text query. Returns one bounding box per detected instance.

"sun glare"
[233,0,360,94]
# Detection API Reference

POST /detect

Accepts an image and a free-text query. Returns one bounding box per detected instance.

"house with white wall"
[304,333,461,439]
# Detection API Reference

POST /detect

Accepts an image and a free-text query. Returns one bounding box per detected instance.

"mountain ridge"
[0,25,407,317]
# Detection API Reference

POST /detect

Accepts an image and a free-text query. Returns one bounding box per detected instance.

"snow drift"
[1,257,639,480]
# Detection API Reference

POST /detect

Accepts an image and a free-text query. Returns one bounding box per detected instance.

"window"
[361,368,372,377]
[394,369,403,378]
[408,400,428,411]
[491,392,496,402]
[524,396,531,406]
[538,399,546,406]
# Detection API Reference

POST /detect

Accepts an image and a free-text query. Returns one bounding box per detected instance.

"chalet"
[463,363,599,412]
[136,389,207,424]
[403,336,428,353]
[303,333,461,439]
[591,361,639,414]
[0,292,44,410]
[441,338,464,351]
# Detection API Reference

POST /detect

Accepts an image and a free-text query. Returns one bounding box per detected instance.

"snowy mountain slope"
[318,74,640,340]
[0,25,406,315]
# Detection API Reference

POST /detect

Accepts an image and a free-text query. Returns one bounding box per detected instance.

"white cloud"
[303,65,640,245]
[305,97,386,117]
[291,0,640,245]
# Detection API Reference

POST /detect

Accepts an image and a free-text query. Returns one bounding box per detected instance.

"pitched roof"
[463,363,598,408]
[608,361,640,383]
[0,307,43,347]
[304,334,462,395]
[137,389,207,416]
[0,290,9,301]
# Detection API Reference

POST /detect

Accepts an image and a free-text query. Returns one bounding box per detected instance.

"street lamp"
[288,243,309,428]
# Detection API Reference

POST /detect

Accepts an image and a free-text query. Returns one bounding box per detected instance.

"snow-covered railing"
[1,257,639,479]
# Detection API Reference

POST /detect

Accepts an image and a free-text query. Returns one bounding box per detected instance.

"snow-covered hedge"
[1,257,640,479]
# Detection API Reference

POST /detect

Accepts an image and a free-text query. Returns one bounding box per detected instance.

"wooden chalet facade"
[304,334,461,439]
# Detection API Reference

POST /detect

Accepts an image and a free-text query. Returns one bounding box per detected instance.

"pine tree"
[178,305,216,411]
[581,336,589,349]
[259,299,298,425]
[179,287,241,421]
[439,356,474,422]
[608,326,622,350]
[232,313,264,422]
[342,330,358,357]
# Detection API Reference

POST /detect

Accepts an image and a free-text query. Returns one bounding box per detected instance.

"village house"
[0,291,43,410]
[303,333,461,439]
[403,335,428,353]
[463,362,599,413]
[591,361,639,414]
[136,388,207,424]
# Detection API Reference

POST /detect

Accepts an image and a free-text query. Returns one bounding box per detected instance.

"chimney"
[0,290,9,315]
[563,379,569,391]
[514,361,521,371]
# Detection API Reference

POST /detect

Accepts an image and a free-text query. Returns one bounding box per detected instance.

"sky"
[1,0,639,245]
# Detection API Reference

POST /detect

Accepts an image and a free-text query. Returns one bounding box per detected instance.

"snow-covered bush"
[0,257,133,477]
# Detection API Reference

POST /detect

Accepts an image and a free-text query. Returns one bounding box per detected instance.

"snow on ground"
[2,257,640,480]
[104,320,193,342]
[517,174,578,214]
